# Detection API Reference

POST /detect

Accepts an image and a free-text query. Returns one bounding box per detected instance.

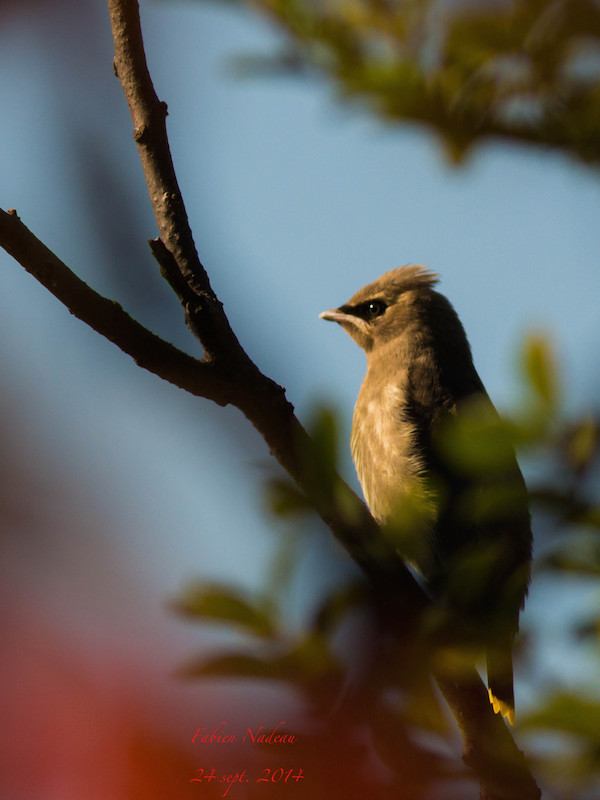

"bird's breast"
[351,379,426,523]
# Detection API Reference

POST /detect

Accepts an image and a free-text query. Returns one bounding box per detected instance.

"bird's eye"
[365,300,386,319]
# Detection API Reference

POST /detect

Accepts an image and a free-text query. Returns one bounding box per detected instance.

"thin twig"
[107,0,241,360]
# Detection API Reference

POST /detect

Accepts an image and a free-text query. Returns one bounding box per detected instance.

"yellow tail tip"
[488,689,515,725]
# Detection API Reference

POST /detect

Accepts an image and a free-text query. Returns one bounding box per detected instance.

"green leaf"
[268,477,312,516]
[198,0,600,163]
[564,416,599,473]
[180,633,344,696]
[537,532,600,575]
[285,403,344,516]
[520,693,600,744]
[264,527,304,598]
[171,583,276,638]
[179,653,283,680]
[436,396,518,476]
[578,506,600,529]
[305,404,339,491]
[311,580,368,635]
[573,618,600,641]
[521,333,560,412]
[280,632,343,682]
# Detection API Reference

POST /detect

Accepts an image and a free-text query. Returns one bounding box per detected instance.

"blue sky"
[1,0,600,757]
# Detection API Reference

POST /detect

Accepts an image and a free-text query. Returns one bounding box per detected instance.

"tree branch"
[0,1,542,796]
[0,209,227,406]
[434,670,540,800]
[0,208,413,601]
[107,0,241,359]
[0,204,539,797]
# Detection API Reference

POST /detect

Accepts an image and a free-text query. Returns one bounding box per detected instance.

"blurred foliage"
[172,581,278,637]
[174,332,600,797]
[521,693,600,794]
[269,405,341,516]
[192,0,600,164]
[269,405,365,525]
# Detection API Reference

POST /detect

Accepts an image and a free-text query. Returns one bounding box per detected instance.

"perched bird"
[320,265,532,724]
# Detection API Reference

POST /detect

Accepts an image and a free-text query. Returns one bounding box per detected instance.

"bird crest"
[349,264,439,305]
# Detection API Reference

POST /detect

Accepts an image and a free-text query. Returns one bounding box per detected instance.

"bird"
[320,265,532,725]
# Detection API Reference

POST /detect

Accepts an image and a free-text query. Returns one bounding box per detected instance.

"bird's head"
[320,265,439,352]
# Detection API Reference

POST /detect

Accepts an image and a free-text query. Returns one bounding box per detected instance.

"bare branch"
[0,207,401,591]
[0,209,231,405]
[107,0,241,360]
[435,670,540,800]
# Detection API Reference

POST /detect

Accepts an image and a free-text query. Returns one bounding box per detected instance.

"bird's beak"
[320,305,369,348]
[319,307,351,324]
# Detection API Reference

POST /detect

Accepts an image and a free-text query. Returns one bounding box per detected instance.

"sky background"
[1,1,600,798]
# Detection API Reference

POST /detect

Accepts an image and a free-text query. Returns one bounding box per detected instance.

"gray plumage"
[320,265,532,723]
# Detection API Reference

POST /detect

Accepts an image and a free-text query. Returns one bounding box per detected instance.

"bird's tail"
[486,640,515,726]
